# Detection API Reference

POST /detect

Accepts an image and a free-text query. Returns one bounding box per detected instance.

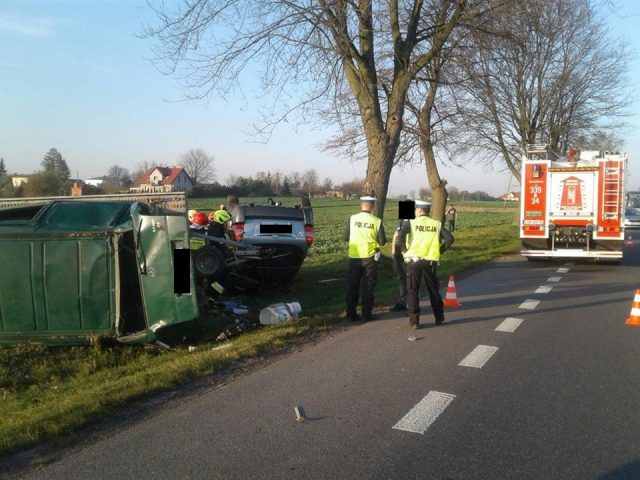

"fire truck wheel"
[192,246,227,281]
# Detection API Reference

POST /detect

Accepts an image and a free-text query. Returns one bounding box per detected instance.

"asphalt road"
[13,233,640,479]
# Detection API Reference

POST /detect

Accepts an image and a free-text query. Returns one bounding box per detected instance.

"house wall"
[12,177,29,188]
[149,168,164,186]
[172,172,193,190]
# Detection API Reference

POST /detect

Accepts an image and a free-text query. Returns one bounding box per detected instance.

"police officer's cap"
[415,199,431,208]
[359,196,376,202]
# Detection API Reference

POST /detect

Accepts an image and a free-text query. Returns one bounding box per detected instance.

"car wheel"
[192,246,227,281]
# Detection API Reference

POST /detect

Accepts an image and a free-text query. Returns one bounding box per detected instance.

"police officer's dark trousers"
[346,257,378,318]
[407,260,444,326]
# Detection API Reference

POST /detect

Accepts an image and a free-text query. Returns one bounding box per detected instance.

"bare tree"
[287,171,303,195]
[270,171,284,195]
[322,176,334,192]
[340,178,365,198]
[106,165,132,186]
[321,1,502,219]
[145,0,474,219]
[179,148,216,184]
[131,160,151,184]
[302,168,319,196]
[226,174,238,186]
[404,53,455,219]
[451,0,630,182]
[573,130,624,152]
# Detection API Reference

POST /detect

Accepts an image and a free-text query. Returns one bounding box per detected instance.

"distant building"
[131,166,194,193]
[85,176,107,187]
[325,190,345,198]
[71,182,83,197]
[11,175,29,188]
[500,191,520,202]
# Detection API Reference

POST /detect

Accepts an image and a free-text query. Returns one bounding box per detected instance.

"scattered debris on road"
[294,405,306,423]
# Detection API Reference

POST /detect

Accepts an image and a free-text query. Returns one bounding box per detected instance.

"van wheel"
[192,246,226,281]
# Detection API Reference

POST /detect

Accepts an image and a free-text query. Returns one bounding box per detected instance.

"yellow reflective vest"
[348,211,382,258]
[404,215,441,261]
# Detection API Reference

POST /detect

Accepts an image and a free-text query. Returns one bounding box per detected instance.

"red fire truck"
[520,145,626,261]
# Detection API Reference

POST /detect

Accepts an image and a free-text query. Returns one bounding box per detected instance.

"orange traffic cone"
[443,274,462,308]
[624,235,633,248]
[626,289,640,326]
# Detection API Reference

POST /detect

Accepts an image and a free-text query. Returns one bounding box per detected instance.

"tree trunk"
[418,76,447,222]
[364,142,394,219]
[421,136,448,223]
[359,84,408,219]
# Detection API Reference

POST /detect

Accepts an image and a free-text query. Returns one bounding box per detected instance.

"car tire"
[192,246,226,281]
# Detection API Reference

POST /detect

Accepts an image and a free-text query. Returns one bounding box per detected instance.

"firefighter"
[189,212,209,232]
[398,200,454,329]
[344,195,386,321]
[207,208,231,239]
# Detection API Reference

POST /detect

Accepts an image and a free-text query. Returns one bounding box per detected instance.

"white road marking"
[519,299,540,310]
[557,268,569,273]
[496,317,524,333]
[458,345,499,368]
[535,286,552,294]
[393,391,456,435]
[547,276,562,283]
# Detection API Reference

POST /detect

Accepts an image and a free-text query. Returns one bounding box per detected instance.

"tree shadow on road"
[598,459,640,479]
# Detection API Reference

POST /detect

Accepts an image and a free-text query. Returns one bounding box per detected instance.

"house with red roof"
[499,191,520,202]
[131,166,194,193]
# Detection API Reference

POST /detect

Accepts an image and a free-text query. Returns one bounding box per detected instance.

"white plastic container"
[259,302,302,325]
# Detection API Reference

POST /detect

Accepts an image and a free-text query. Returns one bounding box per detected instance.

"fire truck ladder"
[602,163,622,219]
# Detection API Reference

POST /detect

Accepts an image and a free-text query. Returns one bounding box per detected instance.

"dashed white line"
[496,317,524,333]
[519,299,540,310]
[535,286,552,294]
[458,345,499,368]
[392,391,456,435]
[395,264,569,435]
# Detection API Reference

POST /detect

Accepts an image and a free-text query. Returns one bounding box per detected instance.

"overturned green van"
[0,199,199,345]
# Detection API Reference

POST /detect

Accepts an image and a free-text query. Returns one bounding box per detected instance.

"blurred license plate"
[260,224,292,234]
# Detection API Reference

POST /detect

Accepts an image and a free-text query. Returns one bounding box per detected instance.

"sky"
[1,1,640,197]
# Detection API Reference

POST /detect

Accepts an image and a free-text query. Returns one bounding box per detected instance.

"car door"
[130,203,199,335]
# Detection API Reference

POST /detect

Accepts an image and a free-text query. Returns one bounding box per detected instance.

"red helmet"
[193,212,208,225]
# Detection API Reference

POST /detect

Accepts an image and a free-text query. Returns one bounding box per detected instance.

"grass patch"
[0,199,520,457]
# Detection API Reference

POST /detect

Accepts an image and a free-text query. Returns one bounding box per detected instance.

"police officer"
[398,200,454,329]
[344,196,386,321]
